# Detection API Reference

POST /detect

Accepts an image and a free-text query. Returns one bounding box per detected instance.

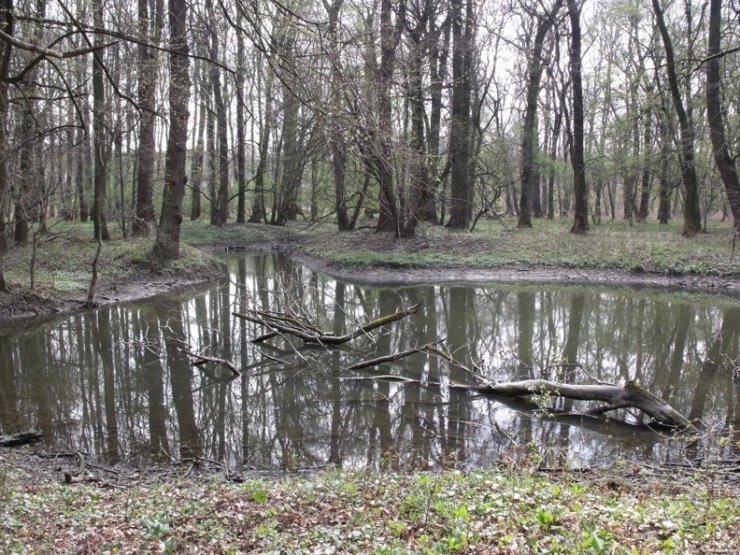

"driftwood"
[0,431,42,447]
[345,375,693,429]
[233,304,420,346]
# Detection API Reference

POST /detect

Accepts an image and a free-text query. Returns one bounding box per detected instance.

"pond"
[1,254,739,471]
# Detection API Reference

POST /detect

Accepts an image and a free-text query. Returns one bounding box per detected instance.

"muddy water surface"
[1,254,739,470]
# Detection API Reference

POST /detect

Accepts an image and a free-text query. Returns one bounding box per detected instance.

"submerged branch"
[233,303,420,346]
[180,348,240,377]
[344,374,693,429]
[346,339,443,370]
[462,379,693,428]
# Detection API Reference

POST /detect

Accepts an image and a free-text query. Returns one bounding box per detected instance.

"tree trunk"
[547,82,566,220]
[13,106,33,245]
[91,0,110,241]
[76,92,90,223]
[133,0,162,236]
[235,19,247,224]
[468,379,692,428]
[652,0,702,236]
[426,16,450,223]
[568,0,589,233]
[403,18,431,236]
[13,0,46,245]
[706,0,740,229]
[519,0,562,228]
[206,101,216,224]
[0,0,11,290]
[624,97,638,223]
[189,65,206,220]
[249,64,272,224]
[275,36,304,226]
[323,0,350,230]
[374,0,404,234]
[209,11,229,227]
[446,0,472,229]
[152,0,190,259]
[636,127,653,222]
[211,72,229,227]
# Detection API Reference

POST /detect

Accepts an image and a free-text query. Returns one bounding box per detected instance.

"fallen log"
[461,379,693,428]
[0,431,42,447]
[343,375,693,429]
[233,304,420,346]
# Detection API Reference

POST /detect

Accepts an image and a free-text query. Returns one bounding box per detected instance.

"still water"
[1,254,738,470]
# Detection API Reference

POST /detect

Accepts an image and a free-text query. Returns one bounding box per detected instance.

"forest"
[2,2,740,549]
[0,0,738,278]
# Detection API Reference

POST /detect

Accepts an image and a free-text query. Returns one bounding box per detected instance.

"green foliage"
[0,466,737,553]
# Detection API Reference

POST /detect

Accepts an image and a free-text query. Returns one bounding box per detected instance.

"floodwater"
[1,254,739,470]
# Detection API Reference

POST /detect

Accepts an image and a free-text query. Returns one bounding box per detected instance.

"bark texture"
[706,0,740,228]
[152,0,190,259]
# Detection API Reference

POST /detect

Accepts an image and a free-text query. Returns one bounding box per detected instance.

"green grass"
[302,218,740,277]
[0,467,736,553]
[1,220,225,294]
[3,217,739,302]
[179,220,289,247]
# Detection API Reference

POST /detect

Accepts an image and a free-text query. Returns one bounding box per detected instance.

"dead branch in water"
[467,379,693,428]
[179,348,241,377]
[344,375,693,429]
[233,304,420,346]
[346,339,444,370]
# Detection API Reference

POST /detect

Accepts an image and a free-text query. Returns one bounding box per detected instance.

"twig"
[180,348,240,377]
[345,340,443,371]
[234,303,420,346]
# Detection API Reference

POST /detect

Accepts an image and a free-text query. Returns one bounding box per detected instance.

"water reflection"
[1,254,739,470]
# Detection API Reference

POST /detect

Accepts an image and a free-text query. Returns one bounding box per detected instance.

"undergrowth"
[0,467,736,554]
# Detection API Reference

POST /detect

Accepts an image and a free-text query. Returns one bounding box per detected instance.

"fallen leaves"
[0,465,738,554]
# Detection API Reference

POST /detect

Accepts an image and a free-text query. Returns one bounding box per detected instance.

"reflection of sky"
[1,254,738,470]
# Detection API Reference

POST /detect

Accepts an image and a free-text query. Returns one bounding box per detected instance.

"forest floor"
[3,217,740,328]
[1,444,739,554]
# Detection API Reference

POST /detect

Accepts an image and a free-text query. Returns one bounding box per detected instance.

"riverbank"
[1,446,738,554]
[2,218,740,328]
[0,221,286,328]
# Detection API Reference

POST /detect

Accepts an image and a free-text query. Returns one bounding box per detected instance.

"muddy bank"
[0,273,222,331]
[4,223,740,330]
[292,250,740,293]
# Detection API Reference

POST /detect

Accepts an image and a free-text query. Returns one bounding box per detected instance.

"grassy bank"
[3,218,740,295]
[1,462,737,554]
[1,220,230,295]
[301,219,740,277]
[2,217,740,323]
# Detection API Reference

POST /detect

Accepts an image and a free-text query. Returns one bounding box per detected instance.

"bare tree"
[446,0,473,229]
[651,0,702,236]
[567,0,588,233]
[517,0,563,228]
[91,0,110,241]
[0,0,11,290]
[706,0,740,229]
[153,0,190,259]
[208,0,229,227]
[133,0,163,236]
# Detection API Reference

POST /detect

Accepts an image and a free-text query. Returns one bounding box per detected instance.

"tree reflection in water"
[1,254,738,470]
